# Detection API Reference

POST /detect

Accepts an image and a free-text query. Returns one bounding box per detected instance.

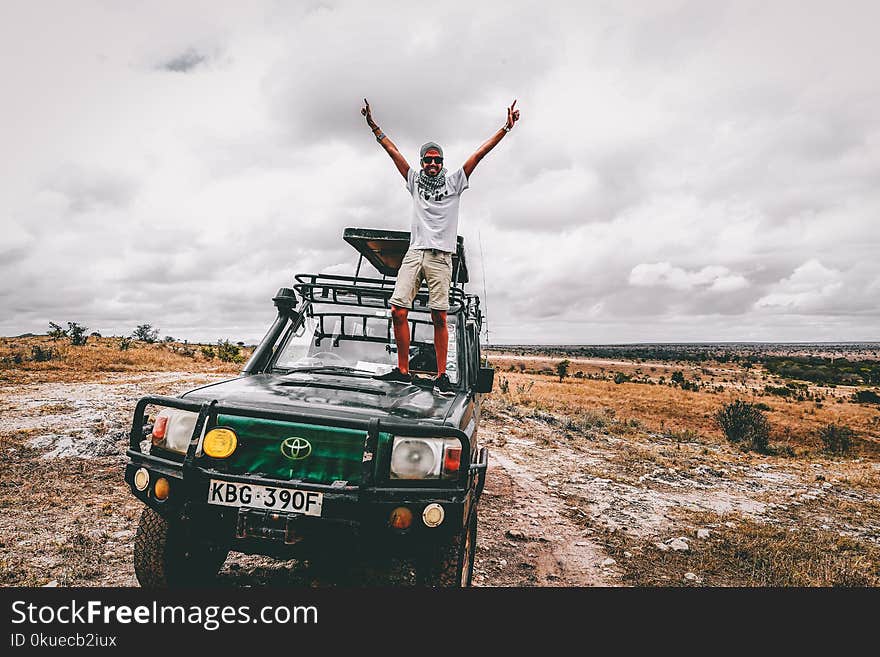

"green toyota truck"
[124,228,493,587]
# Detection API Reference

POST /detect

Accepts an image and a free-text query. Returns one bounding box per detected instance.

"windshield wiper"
[277,366,374,376]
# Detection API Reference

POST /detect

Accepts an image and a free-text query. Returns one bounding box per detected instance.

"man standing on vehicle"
[361,98,520,394]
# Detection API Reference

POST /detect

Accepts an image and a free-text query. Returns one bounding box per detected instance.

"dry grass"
[0,336,248,383]
[593,510,880,587]
[488,363,880,457]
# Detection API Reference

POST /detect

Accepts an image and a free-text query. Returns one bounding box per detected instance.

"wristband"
[375,132,386,141]
[502,125,511,133]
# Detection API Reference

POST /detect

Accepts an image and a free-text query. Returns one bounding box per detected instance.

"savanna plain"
[1,335,879,586]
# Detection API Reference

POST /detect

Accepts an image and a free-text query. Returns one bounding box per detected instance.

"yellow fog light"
[390,506,413,530]
[134,468,150,491]
[203,428,238,459]
[422,503,445,527]
[154,477,170,501]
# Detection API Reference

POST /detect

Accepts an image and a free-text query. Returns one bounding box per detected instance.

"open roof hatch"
[343,227,469,284]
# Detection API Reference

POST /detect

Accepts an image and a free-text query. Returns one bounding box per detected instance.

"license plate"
[207,479,323,517]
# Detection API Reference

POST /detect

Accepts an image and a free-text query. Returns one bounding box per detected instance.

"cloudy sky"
[2,0,878,344]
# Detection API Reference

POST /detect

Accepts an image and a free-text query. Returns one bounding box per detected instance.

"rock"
[724,521,737,528]
[111,530,133,540]
[696,529,711,539]
[668,538,689,551]
[821,482,832,489]
[653,542,670,552]
[601,558,616,567]
[684,572,699,582]
[498,558,507,568]
[574,541,589,547]
[42,580,59,587]
[505,529,529,541]
[623,551,633,558]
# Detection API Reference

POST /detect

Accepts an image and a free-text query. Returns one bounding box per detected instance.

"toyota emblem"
[280,436,312,460]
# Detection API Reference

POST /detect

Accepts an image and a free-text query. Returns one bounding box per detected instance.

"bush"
[47,322,66,341]
[217,339,244,363]
[671,370,685,385]
[30,345,57,362]
[200,345,215,360]
[132,324,159,343]
[499,377,510,394]
[555,359,570,382]
[67,322,88,346]
[817,423,855,455]
[118,336,132,351]
[853,390,880,405]
[613,372,630,384]
[715,400,771,453]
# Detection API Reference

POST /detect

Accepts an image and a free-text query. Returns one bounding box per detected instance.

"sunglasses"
[422,156,443,165]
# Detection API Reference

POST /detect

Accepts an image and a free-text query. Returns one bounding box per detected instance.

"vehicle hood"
[181,372,464,424]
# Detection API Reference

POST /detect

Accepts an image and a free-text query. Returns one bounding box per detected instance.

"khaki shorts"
[389,248,453,311]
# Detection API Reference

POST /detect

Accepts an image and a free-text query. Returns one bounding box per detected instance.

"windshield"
[273,304,460,383]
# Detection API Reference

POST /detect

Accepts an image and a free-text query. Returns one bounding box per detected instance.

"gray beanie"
[420,141,443,158]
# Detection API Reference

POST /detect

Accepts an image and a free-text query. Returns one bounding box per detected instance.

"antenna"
[478,228,490,345]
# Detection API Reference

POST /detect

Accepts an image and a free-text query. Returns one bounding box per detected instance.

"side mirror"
[475,367,494,393]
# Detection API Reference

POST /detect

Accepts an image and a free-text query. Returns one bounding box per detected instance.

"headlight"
[151,409,198,454]
[390,437,463,480]
[203,427,237,459]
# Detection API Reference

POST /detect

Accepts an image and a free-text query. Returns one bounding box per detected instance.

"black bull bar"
[126,395,489,507]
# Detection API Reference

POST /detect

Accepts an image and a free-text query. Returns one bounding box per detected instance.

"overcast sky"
[2,0,878,344]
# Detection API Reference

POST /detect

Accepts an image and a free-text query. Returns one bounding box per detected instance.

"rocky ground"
[1,373,878,587]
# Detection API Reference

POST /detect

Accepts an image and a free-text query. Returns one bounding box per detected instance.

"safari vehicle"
[124,228,493,587]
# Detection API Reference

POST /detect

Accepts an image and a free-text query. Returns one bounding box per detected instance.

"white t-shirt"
[405,167,469,253]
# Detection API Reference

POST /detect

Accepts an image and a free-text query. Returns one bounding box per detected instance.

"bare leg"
[391,305,410,373]
[431,309,448,376]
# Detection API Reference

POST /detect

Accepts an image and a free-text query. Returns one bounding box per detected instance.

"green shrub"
[67,322,88,346]
[200,345,215,360]
[715,400,770,452]
[555,359,570,382]
[30,345,57,362]
[853,390,880,405]
[817,423,855,455]
[118,336,132,351]
[216,339,244,363]
[613,372,630,384]
[133,324,159,343]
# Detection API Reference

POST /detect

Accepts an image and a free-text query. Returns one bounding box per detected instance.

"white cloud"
[1,0,879,342]
[629,263,749,292]
[755,260,844,312]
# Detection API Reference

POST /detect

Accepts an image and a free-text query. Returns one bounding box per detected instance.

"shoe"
[373,367,412,383]
[433,373,455,396]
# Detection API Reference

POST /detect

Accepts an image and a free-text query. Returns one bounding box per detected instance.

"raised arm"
[462,99,520,179]
[361,98,410,180]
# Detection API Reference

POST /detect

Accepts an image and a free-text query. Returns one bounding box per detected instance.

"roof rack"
[293,273,467,313]
[292,227,473,314]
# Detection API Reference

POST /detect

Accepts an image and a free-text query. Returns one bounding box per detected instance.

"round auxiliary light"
[422,503,445,528]
[134,468,150,491]
[389,506,413,530]
[154,477,170,501]
[203,427,238,459]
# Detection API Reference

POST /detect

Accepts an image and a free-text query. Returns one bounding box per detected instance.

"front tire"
[418,509,477,587]
[133,507,228,588]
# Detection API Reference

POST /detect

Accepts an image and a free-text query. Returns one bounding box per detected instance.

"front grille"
[216,415,389,484]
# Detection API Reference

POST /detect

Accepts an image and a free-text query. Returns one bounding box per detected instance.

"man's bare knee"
[391,305,409,324]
